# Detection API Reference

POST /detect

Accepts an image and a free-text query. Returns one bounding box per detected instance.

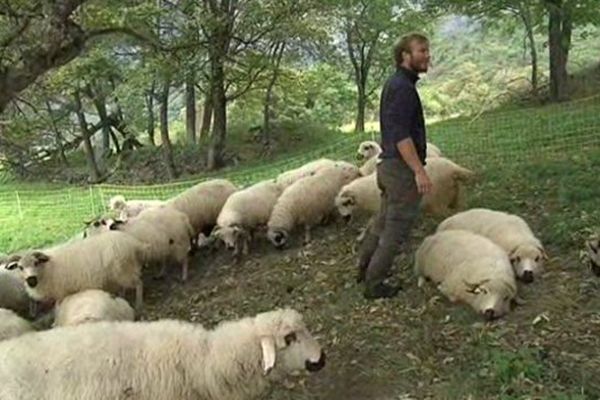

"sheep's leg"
[181,258,189,282]
[303,225,312,245]
[242,236,250,255]
[153,263,168,280]
[135,281,144,315]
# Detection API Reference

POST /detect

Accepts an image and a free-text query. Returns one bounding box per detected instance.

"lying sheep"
[53,289,135,327]
[421,156,474,216]
[0,308,325,400]
[585,238,600,276]
[415,229,517,320]
[165,179,237,239]
[5,231,147,313]
[108,195,165,219]
[268,164,360,247]
[356,141,442,176]
[213,179,283,258]
[436,208,547,283]
[0,266,31,317]
[335,173,379,222]
[0,308,33,341]
[427,142,442,158]
[275,158,337,189]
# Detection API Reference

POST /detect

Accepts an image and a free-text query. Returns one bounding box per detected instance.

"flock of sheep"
[0,139,598,399]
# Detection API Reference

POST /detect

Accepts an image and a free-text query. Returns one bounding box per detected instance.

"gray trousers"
[357,158,422,288]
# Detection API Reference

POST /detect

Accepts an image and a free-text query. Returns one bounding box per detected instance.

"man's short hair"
[393,33,429,67]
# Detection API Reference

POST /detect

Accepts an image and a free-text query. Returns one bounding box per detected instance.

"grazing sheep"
[436,208,547,283]
[53,289,135,327]
[268,164,360,247]
[213,179,283,258]
[0,308,33,341]
[335,173,379,222]
[5,231,147,313]
[415,229,517,320]
[165,179,237,238]
[0,308,325,400]
[275,158,337,189]
[585,238,600,276]
[0,266,31,317]
[108,195,165,219]
[356,141,442,177]
[421,156,474,216]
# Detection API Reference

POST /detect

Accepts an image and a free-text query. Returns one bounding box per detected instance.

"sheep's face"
[213,225,245,252]
[6,251,51,293]
[83,218,113,238]
[463,278,516,321]
[335,193,356,222]
[108,196,126,212]
[509,244,547,283]
[268,229,288,249]
[256,309,325,376]
[586,239,600,276]
[356,141,380,160]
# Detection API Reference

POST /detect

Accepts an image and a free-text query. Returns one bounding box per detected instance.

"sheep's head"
[585,238,600,276]
[356,141,381,160]
[509,243,548,283]
[83,217,114,238]
[212,224,247,252]
[254,308,325,376]
[268,228,289,249]
[5,251,51,292]
[463,276,516,321]
[334,192,356,223]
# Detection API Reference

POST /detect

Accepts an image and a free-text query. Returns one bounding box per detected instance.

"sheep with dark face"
[0,308,325,400]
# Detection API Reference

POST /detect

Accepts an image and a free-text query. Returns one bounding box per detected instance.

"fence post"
[89,186,96,216]
[15,191,23,219]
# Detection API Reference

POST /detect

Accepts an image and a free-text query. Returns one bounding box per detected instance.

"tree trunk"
[73,90,101,183]
[547,0,572,102]
[186,73,197,144]
[262,41,285,146]
[87,84,114,159]
[200,89,213,139]
[145,81,156,146]
[44,99,69,167]
[519,4,538,94]
[355,85,366,133]
[207,51,227,170]
[159,80,177,179]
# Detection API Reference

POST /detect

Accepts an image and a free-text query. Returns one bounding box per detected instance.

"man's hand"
[415,169,432,194]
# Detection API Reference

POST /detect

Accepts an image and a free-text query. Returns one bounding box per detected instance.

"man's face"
[405,40,430,73]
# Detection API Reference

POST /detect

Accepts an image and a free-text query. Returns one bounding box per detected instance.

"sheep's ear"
[32,251,50,265]
[5,261,18,270]
[538,246,549,260]
[260,336,276,375]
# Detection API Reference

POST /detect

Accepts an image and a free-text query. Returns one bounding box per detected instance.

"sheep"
[213,179,283,258]
[268,163,360,248]
[436,208,548,283]
[53,289,135,327]
[108,195,165,219]
[421,156,474,216]
[165,179,237,239]
[5,231,147,313]
[585,238,600,276]
[0,266,31,317]
[335,173,379,222]
[0,308,33,341]
[356,141,443,177]
[275,158,337,189]
[415,229,517,320]
[0,308,325,400]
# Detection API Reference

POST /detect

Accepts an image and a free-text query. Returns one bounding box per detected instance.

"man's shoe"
[363,282,401,299]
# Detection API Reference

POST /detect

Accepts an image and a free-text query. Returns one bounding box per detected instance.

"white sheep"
[53,289,135,327]
[165,179,237,239]
[421,156,474,216]
[213,179,283,258]
[414,229,517,320]
[108,195,165,219]
[436,208,548,283]
[0,308,33,341]
[268,164,360,247]
[585,238,600,276]
[0,308,325,400]
[356,141,442,177]
[335,173,379,222]
[5,231,147,313]
[275,158,337,189]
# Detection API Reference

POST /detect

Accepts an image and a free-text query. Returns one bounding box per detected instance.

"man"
[356,33,433,300]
